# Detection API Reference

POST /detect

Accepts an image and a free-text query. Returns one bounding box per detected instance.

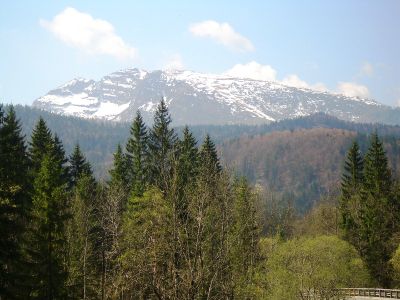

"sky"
[1,1,400,106]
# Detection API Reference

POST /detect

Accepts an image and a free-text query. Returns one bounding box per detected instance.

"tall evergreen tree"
[339,141,364,246]
[363,133,392,197]
[148,98,177,192]
[175,126,198,220]
[341,141,364,198]
[69,144,93,188]
[125,111,148,197]
[109,144,129,189]
[0,106,30,299]
[29,117,53,173]
[199,134,221,176]
[359,133,395,287]
[28,146,70,299]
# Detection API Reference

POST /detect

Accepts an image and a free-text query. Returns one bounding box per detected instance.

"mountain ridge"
[33,68,400,125]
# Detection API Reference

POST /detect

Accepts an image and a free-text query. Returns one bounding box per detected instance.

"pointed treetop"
[200,134,221,173]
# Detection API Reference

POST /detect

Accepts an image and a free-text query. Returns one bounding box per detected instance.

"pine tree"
[341,141,364,199]
[199,134,221,176]
[28,146,70,299]
[363,132,392,197]
[339,141,364,247]
[69,144,93,189]
[29,117,53,173]
[126,111,148,197]
[175,126,198,220]
[109,144,129,189]
[359,133,395,287]
[0,106,30,298]
[148,98,177,193]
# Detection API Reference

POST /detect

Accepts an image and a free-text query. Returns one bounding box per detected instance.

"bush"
[264,235,370,299]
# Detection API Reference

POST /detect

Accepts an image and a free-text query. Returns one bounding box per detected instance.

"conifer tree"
[0,106,30,298]
[29,117,53,173]
[341,141,364,198]
[28,146,70,299]
[69,144,93,188]
[199,134,221,176]
[359,133,395,287]
[126,111,148,197]
[148,98,177,192]
[363,133,392,197]
[339,141,364,246]
[175,126,198,220]
[109,144,129,189]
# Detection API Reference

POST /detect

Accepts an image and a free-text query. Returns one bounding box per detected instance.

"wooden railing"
[303,288,400,299]
[337,288,400,298]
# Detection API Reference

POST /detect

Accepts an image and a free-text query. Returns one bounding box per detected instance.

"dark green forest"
[2,101,400,299]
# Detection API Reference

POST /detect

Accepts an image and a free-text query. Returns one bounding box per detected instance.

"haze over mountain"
[33,68,400,126]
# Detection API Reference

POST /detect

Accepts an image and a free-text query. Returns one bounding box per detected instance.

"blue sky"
[1,1,399,106]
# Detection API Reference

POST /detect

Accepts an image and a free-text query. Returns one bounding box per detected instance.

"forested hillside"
[8,105,400,209]
[221,128,400,211]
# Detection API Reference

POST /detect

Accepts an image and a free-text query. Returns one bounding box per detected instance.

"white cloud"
[164,54,184,70]
[360,62,374,77]
[224,61,277,81]
[189,20,254,52]
[337,82,370,98]
[224,61,328,92]
[40,7,136,60]
[281,74,309,89]
[282,74,327,91]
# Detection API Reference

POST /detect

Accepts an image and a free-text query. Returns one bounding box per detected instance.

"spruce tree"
[359,133,395,287]
[363,132,392,197]
[0,106,30,298]
[69,144,93,188]
[126,111,148,197]
[341,141,364,198]
[175,126,198,220]
[29,117,53,173]
[28,146,70,299]
[339,141,364,246]
[199,134,221,176]
[148,98,177,192]
[109,144,129,189]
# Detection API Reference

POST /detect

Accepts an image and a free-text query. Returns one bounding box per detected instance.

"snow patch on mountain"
[33,68,399,125]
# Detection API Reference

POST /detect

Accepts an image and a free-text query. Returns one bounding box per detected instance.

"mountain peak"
[33,67,400,125]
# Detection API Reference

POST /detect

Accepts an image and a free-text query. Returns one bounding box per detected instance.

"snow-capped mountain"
[33,68,400,125]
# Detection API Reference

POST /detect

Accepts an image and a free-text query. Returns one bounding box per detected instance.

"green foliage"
[199,134,221,175]
[109,144,129,190]
[28,150,70,299]
[148,99,178,192]
[69,144,94,188]
[264,236,371,300]
[125,111,148,197]
[29,117,53,174]
[339,133,399,287]
[67,173,99,299]
[118,188,172,298]
[0,105,30,298]
[230,178,261,298]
